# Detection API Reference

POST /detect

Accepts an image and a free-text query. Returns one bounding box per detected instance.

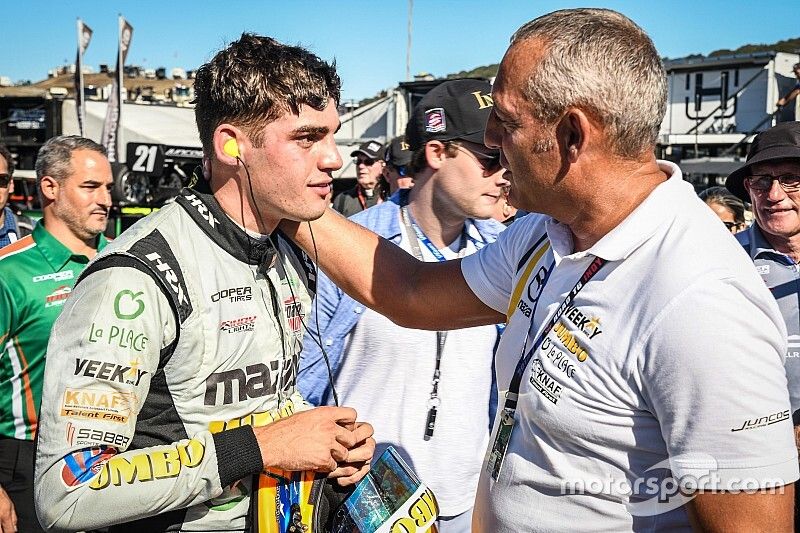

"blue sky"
[1,1,797,101]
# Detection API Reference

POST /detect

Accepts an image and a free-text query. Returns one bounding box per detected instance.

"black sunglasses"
[745,174,800,192]
[0,173,11,187]
[354,157,377,166]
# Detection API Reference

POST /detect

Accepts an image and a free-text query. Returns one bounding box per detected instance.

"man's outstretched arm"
[281,209,504,331]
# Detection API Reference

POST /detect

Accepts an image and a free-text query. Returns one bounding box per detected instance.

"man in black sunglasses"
[0,144,34,248]
[727,121,800,504]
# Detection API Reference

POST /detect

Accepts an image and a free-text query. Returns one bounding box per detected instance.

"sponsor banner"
[100,16,133,162]
[89,439,204,490]
[74,19,92,137]
[61,388,136,424]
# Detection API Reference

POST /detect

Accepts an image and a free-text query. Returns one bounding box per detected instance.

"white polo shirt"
[461,161,799,532]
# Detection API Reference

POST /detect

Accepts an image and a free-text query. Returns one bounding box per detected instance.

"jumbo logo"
[389,487,438,532]
[89,439,205,489]
[552,321,590,362]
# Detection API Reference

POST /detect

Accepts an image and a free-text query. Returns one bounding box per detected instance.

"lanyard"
[488,254,606,481]
[505,255,607,411]
[399,202,485,440]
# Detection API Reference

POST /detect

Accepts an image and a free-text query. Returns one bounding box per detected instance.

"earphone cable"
[238,155,339,406]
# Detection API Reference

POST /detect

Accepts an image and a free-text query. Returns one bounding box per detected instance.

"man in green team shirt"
[0,135,112,533]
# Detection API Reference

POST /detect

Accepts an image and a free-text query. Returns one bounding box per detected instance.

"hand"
[328,422,376,486]
[253,406,362,473]
[777,98,787,107]
[0,485,17,533]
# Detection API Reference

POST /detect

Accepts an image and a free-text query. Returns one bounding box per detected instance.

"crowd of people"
[0,7,799,533]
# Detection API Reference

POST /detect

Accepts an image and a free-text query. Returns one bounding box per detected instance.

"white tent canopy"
[60,91,404,179]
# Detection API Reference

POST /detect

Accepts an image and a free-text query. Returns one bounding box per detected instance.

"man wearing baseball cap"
[299,79,508,532]
[727,121,800,417]
[332,140,386,217]
[382,135,414,194]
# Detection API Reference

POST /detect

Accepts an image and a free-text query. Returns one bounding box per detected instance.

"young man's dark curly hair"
[193,33,341,154]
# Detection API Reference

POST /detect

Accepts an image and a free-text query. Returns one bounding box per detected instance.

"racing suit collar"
[174,188,277,266]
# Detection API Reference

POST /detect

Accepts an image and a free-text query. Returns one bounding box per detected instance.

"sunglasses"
[452,144,502,176]
[353,157,377,166]
[722,221,740,232]
[745,174,800,192]
[0,173,11,187]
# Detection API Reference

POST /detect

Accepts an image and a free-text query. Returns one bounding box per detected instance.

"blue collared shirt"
[738,223,800,412]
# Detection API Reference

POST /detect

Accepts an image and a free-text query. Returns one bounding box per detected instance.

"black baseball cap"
[726,122,800,201]
[350,140,385,161]
[384,136,412,167]
[406,79,495,151]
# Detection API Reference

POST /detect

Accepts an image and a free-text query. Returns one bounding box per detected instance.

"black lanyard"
[398,200,477,440]
[504,255,607,411]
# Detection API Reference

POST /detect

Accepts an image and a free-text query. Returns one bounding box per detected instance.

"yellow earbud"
[223,139,240,158]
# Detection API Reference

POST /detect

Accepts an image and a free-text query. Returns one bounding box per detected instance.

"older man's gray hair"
[511,8,667,159]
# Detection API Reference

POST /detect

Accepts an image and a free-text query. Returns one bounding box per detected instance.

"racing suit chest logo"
[204,361,294,406]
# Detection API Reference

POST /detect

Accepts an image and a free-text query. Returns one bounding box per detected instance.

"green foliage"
[446,64,499,80]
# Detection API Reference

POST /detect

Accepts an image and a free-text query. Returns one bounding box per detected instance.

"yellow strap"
[506,242,550,320]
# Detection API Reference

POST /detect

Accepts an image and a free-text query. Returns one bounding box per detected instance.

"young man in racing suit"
[34,34,375,532]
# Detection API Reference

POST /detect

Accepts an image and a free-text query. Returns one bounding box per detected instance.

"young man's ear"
[424,141,447,171]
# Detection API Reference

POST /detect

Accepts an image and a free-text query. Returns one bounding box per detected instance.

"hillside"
[438,36,800,86]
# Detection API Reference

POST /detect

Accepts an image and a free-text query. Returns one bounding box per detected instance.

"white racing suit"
[34,188,326,532]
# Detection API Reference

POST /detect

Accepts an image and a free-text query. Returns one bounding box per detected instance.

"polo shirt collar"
[33,222,108,271]
[745,223,784,260]
[547,160,686,263]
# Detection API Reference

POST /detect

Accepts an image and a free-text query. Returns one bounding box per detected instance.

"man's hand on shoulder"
[0,485,17,533]
[253,406,375,485]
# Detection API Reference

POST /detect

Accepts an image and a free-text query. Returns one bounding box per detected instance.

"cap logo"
[367,142,382,153]
[425,108,446,133]
[400,140,410,151]
[472,91,493,110]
